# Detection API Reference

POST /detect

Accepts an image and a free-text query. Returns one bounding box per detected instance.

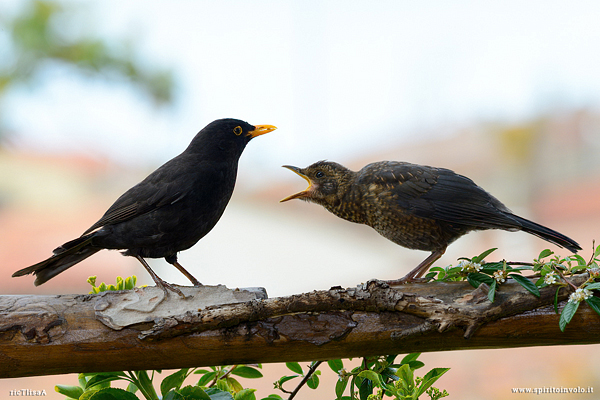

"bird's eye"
[233,126,243,136]
[315,171,325,178]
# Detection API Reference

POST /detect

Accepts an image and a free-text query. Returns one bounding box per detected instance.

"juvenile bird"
[13,119,276,296]
[281,160,581,283]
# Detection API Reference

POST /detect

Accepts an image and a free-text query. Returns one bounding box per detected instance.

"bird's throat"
[323,188,367,225]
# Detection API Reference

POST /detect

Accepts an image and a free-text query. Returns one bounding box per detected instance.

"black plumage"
[281,160,581,283]
[13,119,276,296]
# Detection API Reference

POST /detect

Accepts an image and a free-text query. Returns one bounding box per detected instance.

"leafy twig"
[288,361,322,400]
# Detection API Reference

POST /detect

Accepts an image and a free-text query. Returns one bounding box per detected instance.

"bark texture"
[1,274,597,379]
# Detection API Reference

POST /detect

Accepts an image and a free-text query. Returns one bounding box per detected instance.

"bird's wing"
[82,159,191,235]
[364,162,516,230]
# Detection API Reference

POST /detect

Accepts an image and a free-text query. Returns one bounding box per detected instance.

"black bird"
[281,160,581,283]
[13,119,276,296]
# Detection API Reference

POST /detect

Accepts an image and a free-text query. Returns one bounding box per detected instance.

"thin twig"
[588,240,596,266]
[208,365,238,388]
[504,261,535,266]
[288,361,323,400]
[556,268,578,291]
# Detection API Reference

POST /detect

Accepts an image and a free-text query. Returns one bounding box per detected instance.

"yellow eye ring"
[233,126,242,136]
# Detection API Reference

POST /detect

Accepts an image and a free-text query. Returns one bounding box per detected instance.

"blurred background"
[1,0,600,398]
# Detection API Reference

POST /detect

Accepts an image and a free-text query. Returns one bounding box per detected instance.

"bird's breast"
[357,185,455,251]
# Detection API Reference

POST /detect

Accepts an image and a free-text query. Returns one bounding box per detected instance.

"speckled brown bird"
[13,119,276,296]
[280,160,581,283]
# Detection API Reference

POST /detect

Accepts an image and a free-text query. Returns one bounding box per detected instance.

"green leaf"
[510,274,540,297]
[488,280,497,303]
[135,370,158,399]
[380,367,399,382]
[80,389,101,400]
[328,359,344,373]
[559,301,580,332]
[215,379,230,392]
[124,276,134,290]
[584,282,600,290]
[163,390,186,400]
[472,248,497,263]
[204,388,235,400]
[306,373,320,389]
[87,387,139,400]
[395,363,414,394]
[358,377,373,400]
[406,360,425,370]
[335,377,349,399]
[85,373,124,389]
[571,254,588,268]
[585,296,600,316]
[535,277,545,287]
[415,368,450,398]
[357,370,383,387]
[384,382,399,397]
[506,266,534,272]
[55,384,84,399]
[178,385,211,399]
[538,249,554,259]
[197,371,217,387]
[79,373,89,388]
[194,369,212,375]
[161,369,189,396]
[231,366,263,379]
[125,382,138,394]
[226,377,243,393]
[276,375,299,386]
[260,395,284,400]
[285,362,303,375]
[467,272,494,288]
[400,353,421,364]
[480,263,503,273]
[234,388,257,400]
[385,354,398,365]
[554,287,561,314]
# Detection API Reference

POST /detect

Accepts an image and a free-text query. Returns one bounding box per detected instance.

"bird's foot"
[189,279,203,287]
[171,260,202,286]
[156,279,188,298]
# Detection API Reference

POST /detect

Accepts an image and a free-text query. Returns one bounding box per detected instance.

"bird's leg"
[387,248,446,285]
[135,255,186,298]
[165,254,202,286]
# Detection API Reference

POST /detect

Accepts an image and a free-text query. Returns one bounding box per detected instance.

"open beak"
[280,165,313,202]
[248,124,277,138]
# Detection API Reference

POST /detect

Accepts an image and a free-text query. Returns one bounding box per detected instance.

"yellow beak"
[248,124,277,138]
[280,165,313,202]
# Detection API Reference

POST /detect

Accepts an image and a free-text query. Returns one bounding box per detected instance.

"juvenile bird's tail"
[13,234,100,286]
[511,215,581,253]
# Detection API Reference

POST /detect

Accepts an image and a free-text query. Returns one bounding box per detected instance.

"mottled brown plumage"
[281,160,581,283]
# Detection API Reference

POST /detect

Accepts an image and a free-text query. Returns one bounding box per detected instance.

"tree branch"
[1,274,598,379]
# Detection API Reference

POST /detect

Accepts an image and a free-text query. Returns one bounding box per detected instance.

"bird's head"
[280,161,353,206]
[188,119,276,156]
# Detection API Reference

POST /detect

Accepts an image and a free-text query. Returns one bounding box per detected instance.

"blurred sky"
[2,0,600,174]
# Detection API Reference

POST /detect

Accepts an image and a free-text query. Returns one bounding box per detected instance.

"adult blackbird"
[13,119,276,296]
[280,160,581,283]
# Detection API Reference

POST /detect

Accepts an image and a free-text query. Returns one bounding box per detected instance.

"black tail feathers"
[512,215,581,253]
[13,234,99,286]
